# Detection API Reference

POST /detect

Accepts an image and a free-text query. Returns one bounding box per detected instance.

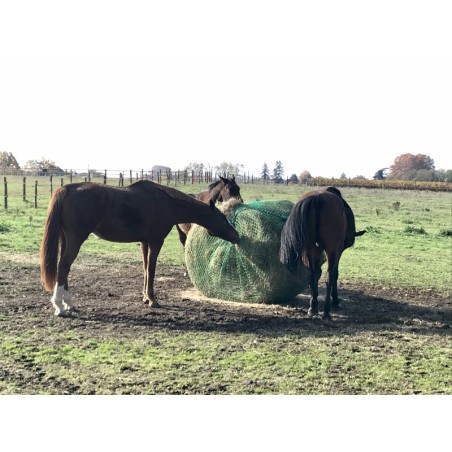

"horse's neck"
[209,185,223,202]
[198,182,223,203]
[173,198,213,225]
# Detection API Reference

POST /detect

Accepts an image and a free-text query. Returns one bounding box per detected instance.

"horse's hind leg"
[142,239,164,308]
[51,235,83,317]
[331,265,341,309]
[307,250,322,317]
[59,234,76,312]
[307,269,319,316]
[323,253,340,320]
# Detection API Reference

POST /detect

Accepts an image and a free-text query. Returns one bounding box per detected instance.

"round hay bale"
[184,199,309,303]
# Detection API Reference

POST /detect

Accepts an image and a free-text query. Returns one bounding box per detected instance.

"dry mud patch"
[1,254,450,340]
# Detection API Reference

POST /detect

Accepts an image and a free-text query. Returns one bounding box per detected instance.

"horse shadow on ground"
[69,286,452,339]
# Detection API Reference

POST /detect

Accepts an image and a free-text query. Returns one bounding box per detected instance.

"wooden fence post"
[104,170,107,184]
[23,177,26,201]
[34,180,38,208]
[50,175,53,196]
[4,177,7,210]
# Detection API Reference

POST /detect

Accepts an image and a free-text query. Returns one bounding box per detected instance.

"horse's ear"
[219,176,227,183]
[355,230,366,237]
[231,175,235,181]
[209,200,215,209]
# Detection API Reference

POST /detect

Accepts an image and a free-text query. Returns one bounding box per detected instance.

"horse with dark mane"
[176,175,243,246]
[40,180,239,317]
[279,187,365,320]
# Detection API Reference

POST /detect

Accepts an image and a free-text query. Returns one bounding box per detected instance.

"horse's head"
[206,200,240,244]
[218,175,244,203]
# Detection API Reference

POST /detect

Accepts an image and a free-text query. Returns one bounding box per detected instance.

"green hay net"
[185,199,309,303]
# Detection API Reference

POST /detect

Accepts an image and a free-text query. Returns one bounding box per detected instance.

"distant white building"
[151,165,171,173]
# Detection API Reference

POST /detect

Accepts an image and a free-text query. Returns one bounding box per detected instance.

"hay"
[185,199,309,303]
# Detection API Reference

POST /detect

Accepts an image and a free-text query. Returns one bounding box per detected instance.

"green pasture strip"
[1,184,451,291]
[0,329,449,395]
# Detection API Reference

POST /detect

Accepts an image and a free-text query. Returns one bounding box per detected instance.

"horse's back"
[317,192,347,246]
[292,191,347,250]
[299,187,359,249]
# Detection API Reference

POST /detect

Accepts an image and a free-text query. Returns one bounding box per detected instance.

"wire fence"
[0,168,268,184]
[0,169,273,210]
[1,168,451,210]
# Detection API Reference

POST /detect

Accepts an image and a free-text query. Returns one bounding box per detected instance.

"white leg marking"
[51,284,68,317]
[63,290,76,311]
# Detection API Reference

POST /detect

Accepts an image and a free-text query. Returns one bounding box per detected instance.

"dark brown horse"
[176,175,243,246]
[40,180,239,317]
[279,187,365,320]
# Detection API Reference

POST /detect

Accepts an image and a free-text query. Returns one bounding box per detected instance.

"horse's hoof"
[144,297,160,308]
[308,308,318,317]
[54,310,70,318]
[332,302,343,310]
[322,313,332,321]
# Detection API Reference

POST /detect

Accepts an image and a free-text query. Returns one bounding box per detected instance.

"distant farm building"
[151,165,171,173]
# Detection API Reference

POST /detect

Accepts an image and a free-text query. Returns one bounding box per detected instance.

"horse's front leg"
[142,240,164,308]
[141,242,150,304]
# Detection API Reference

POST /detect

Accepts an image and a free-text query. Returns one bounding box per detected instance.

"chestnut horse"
[176,175,243,246]
[40,180,239,316]
[279,187,365,320]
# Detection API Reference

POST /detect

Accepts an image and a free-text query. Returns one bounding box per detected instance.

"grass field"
[1,176,451,289]
[0,176,451,395]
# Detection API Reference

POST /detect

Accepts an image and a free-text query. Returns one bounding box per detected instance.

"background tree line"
[0,153,64,174]
[297,153,451,184]
[1,151,451,183]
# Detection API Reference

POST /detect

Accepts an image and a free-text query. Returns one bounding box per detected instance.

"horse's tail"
[280,196,319,272]
[40,186,66,292]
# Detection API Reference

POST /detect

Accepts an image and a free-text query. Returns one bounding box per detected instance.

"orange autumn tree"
[388,153,435,180]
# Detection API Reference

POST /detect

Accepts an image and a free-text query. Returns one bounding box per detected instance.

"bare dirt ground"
[1,254,451,395]
[1,255,450,339]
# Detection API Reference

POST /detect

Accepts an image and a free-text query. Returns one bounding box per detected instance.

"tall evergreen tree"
[272,161,284,184]
[261,163,270,181]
